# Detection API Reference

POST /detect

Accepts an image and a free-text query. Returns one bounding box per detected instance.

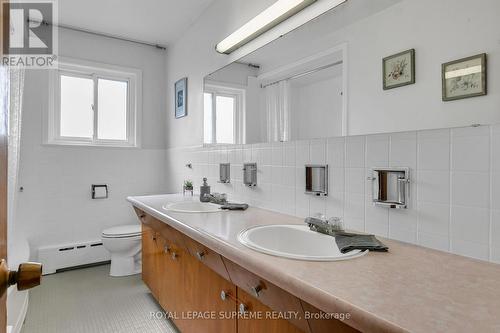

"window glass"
[97,78,128,141]
[60,75,94,138]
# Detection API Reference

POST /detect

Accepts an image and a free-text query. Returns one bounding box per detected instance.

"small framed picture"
[175,77,188,118]
[383,49,415,90]
[442,53,486,101]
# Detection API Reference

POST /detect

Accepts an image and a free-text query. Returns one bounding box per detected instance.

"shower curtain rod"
[28,19,167,50]
[260,60,343,88]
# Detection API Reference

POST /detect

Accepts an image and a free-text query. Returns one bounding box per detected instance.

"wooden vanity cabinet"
[136,209,359,333]
[237,288,304,333]
[141,225,161,299]
[150,224,237,333]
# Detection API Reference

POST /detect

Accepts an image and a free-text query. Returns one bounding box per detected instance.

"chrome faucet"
[305,216,344,237]
[202,193,228,205]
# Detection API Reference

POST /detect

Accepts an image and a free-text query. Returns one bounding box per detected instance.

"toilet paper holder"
[92,184,108,199]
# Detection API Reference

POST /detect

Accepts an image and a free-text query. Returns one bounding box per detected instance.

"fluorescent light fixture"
[216,0,344,54]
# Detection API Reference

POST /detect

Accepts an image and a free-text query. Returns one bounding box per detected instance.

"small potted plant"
[183,180,193,196]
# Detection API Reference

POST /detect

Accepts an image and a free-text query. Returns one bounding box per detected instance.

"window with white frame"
[203,84,245,145]
[48,58,142,147]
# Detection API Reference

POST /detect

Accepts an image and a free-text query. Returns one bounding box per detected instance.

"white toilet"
[101,225,142,277]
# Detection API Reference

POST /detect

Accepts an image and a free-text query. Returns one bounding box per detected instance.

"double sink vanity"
[128,194,500,333]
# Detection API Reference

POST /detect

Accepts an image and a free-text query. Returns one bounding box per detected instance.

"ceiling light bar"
[216,0,323,54]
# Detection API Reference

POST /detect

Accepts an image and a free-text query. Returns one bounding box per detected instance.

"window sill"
[44,140,140,149]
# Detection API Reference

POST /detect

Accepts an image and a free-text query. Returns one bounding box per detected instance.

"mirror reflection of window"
[203,93,213,144]
[215,95,235,144]
[203,84,244,145]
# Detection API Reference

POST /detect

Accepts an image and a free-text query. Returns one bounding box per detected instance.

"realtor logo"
[2,0,58,68]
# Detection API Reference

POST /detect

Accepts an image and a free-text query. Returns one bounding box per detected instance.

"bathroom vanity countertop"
[128,194,500,333]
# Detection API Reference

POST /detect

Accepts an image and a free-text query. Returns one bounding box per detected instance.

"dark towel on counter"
[334,232,388,254]
[220,203,249,211]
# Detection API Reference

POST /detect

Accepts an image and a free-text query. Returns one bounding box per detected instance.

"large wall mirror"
[204,0,500,145]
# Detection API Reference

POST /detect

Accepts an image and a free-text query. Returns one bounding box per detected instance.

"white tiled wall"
[166,124,500,263]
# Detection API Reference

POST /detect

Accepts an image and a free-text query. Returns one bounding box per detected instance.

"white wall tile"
[493,172,500,210]
[417,202,449,236]
[365,134,389,168]
[491,209,500,251]
[310,196,326,217]
[418,232,449,252]
[295,167,305,191]
[329,167,345,193]
[451,129,489,172]
[261,146,273,166]
[451,172,489,208]
[493,125,500,171]
[271,143,284,166]
[390,132,417,169]
[243,147,252,163]
[310,139,326,164]
[451,205,489,245]
[229,147,243,164]
[259,165,272,184]
[417,129,450,171]
[417,171,450,204]
[282,167,295,188]
[389,208,417,244]
[271,166,284,186]
[346,136,365,168]
[345,193,365,221]
[295,141,310,166]
[344,217,365,233]
[452,125,490,137]
[345,168,365,194]
[365,200,389,237]
[282,186,296,216]
[167,124,499,263]
[326,192,344,218]
[327,137,345,168]
[295,190,310,218]
[451,239,489,261]
[283,142,296,167]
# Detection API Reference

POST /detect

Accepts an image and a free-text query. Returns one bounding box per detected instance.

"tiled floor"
[22,264,178,333]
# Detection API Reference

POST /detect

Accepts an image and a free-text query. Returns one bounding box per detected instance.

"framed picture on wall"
[442,53,487,101]
[383,49,415,90]
[175,77,188,118]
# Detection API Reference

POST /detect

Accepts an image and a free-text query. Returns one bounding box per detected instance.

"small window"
[204,84,244,145]
[48,58,141,147]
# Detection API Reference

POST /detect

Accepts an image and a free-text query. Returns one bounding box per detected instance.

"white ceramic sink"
[238,224,368,261]
[163,201,222,213]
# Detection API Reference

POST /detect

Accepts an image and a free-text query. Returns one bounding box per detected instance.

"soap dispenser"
[200,177,211,202]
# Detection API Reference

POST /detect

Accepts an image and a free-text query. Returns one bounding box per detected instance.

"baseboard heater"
[38,240,111,275]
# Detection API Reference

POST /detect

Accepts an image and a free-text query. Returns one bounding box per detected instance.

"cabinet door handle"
[239,303,247,315]
[163,245,170,254]
[220,290,229,301]
[151,235,156,241]
[171,252,178,260]
[250,284,263,298]
[196,251,205,261]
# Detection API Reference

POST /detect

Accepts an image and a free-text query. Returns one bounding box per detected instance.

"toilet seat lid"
[102,225,141,238]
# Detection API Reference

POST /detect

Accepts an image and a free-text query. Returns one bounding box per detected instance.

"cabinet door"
[178,253,237,333]
[237,288,305,333]
[158,240,184,322]
[141,224,159,298]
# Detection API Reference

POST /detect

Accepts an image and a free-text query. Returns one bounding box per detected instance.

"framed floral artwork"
[442,53,486,101]
[383,49,415,90]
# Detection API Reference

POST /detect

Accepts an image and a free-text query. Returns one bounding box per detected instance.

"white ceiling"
[58,0,215,47]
